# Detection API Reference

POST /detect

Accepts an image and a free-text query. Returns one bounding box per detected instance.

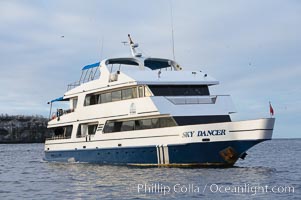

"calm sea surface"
[0,139,300,200]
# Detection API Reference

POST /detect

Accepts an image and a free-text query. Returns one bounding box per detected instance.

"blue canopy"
[82,62,100,70]
[144,59,171,70]
[50,96,64,103]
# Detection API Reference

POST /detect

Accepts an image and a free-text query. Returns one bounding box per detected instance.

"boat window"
[138,86,144,97]
[103,117,177,133]
[103,122,114,133]
[54,127,64,136]
[141,119,152,129]
[85,96,91,106]
[159,117,175,127]
[113,122,122,132]
[112,91,122,102]
[64,126,73,138]
[121,121,135,131]
[148,85,210,96]
[51,125,72,139]
[144,86,152,97]
[151,118,160,128]
[77,124,85,137]
[101,92,112,103]
[77,123,98,137]
[71,98,78,109]
[84,85,151,106]
[132,87,138,98]
[173,115,231,125]
[134,120,143,130]
[122,88,133,100]
[88,124,98,135]
[98,95,102,104]
[85,94,99,106]
[90,94,99,105]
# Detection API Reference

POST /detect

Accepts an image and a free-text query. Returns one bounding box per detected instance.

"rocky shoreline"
[0,114,52,143]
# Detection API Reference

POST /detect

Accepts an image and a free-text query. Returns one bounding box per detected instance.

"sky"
[0,0,300,138]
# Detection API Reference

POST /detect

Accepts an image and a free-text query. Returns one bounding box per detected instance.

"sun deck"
[67,62,101,91]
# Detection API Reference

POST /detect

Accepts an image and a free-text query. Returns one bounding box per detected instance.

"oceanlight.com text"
[137,183,295,196]
[208,183,294,195]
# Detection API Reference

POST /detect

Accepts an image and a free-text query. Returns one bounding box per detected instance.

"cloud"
[0,0,300,138]
[0,1,37,23]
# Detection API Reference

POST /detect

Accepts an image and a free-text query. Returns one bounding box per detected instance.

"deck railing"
[165,95,218,105]
[67,81,81,91]
[66,66,100,91]
[45,135,71,141]
[50,108,74,121]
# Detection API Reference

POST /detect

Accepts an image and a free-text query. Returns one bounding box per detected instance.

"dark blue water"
[0,139,300,199]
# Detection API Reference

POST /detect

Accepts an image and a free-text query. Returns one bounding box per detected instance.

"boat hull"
[44,118,274,167]
[44,139,266,167]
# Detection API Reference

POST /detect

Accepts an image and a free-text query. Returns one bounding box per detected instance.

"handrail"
[67,67,101,91]
[164,95,225,105]
[50,108,74,121]
[67,81,80,91]
[45,135,71,141]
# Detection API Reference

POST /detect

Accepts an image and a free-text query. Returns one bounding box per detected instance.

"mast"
[128,34,142,57]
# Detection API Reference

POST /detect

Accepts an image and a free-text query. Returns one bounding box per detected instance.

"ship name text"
[182,129,226,138]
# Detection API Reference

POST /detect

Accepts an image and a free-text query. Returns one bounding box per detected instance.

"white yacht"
[44,35,275,167]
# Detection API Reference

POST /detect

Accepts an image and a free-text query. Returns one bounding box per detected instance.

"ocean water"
[0,139,300,200]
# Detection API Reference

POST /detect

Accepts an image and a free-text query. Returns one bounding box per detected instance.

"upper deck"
[63,56,218,99]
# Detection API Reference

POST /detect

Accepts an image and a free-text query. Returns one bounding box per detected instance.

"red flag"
[269,102,274,116]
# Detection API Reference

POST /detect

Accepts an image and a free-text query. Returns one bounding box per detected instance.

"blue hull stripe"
[44,140,266,166]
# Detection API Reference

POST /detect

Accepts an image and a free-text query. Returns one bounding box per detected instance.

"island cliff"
[0,114,52,143]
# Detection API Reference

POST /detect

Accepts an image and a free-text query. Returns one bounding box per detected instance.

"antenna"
[100,36,104,60]
[169,0,176,60]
